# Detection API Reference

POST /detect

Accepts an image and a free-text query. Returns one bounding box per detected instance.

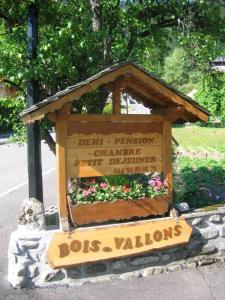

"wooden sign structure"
[21,62,209,266]
[48,217,192,269]
[66,121,163,177]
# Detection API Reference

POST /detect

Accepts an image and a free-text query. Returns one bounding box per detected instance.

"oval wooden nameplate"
[48,217,192,269]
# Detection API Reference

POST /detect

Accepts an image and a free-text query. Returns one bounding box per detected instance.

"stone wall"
[8,208,225,288]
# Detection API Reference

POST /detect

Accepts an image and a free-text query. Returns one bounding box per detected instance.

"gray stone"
[201,229,218,240]
[85,263,107,275]
[219,225,225,237]
[26,252,40,262]
[8,240,20,255]
[8,274,29,289]
[168,264,182,272]
[44,269,65,282]
[219,242,225,251]
[17,266,27,277]
[66,268,82,279]
[201,244,216,254]
[191,228,202,237]
[174,202,189,213]
[198,257,214,266]
[186,261,197,269]
[18,240,39,250]
[175,249,188,259]
[119,271,141,280]
[29,265,39,278]
[45,206,59,227]
[152,267,165,275]
[162,254,170,261]
[192,218,203,226]
[18,198,45,230]
[209,215,221,223]
[22,258,34,267]
[111,260,127,271]
[142,267,154,277]
[130,256,159,266]
[8,253,17,264]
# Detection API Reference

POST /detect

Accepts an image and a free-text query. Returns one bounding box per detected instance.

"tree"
[0,0,224,149]
[196,71,225,119]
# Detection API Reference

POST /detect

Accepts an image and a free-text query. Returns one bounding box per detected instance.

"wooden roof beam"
[128,65,209,122]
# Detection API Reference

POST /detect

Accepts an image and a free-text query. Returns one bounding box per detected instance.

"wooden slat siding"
[163,121,172,202]
[56,113,69,231]
[67,114,164,123]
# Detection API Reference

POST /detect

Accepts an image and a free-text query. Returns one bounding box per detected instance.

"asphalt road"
[1,142,225,300]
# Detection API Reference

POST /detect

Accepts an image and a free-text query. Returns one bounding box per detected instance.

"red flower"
[89,178,97,184]
[122,185,131,193]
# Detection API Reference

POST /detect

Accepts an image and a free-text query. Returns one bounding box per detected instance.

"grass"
[172,125,225,153]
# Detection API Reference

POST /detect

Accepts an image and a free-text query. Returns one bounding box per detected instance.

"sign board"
[66,121,163,177]
[48,217,192,268]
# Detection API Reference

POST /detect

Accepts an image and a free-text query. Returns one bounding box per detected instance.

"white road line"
[0,167,55,199]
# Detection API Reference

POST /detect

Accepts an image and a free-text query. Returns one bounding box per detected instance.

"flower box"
[68,195,170,226]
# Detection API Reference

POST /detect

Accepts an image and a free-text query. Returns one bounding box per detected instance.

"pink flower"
[148,179,155,187]
[100,182,108,189]
[89,187,96,193]
[82,189,91,197]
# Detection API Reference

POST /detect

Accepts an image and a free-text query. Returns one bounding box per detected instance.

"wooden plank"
[67,121,163,136]
[112,82,121,114]
[56,114,69,231]
[47,217,192,268]
[22,64,208,124]
[128,65,208,122]
[22,66,131,124]
[47,112,56,123]
[69,196,169,225]
[163,121,172,202]
[66,123,163,177]
[68,114,164,123]
[124,77,167,107]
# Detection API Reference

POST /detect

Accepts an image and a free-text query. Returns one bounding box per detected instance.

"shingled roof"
[21,61,210,123]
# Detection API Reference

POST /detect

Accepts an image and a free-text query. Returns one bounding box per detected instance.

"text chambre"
[58,225,182,258]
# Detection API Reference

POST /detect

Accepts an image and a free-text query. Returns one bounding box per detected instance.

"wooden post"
[27,4,43,203]
[163,121,172,202]
[112,82,121,114]
[56,113,69,231]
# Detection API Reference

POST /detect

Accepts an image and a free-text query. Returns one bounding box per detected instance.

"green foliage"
[70,175,168,205]
[102,103,112,114]
[0,96,26,140]
[164,48,189,86]
[163,47,202,93]
[0,1,224,140]
[196,72,225,118]
[173,156,225,209]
